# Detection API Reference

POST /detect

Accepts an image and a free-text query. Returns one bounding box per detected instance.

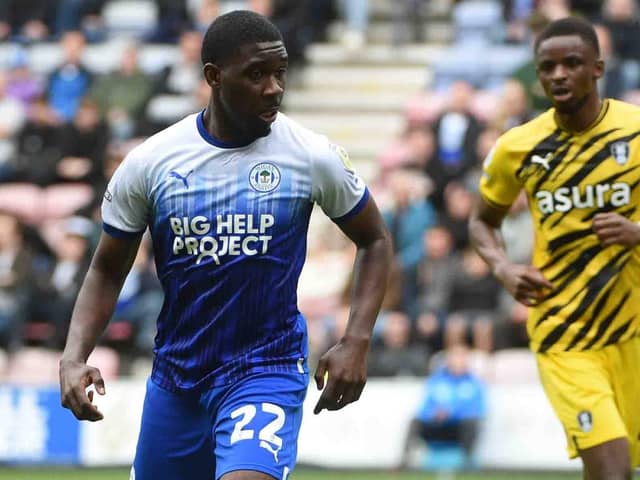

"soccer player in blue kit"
[59,10,392,480]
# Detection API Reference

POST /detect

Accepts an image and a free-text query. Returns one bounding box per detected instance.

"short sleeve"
[101,147,150,238]
[311,141,368,222]
[479,137,523,209]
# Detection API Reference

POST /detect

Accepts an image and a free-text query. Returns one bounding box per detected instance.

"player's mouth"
[551,86,572,102]
[259,108,279,123]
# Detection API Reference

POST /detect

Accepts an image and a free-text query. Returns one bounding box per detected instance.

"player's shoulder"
[272,112,334,156]
[604,98,640,124]
[495,109,557,154]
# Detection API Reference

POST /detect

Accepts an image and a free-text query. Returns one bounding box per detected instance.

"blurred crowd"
[0,0,639,399]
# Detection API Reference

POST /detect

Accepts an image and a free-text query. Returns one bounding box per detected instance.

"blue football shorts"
[131,370,309,480]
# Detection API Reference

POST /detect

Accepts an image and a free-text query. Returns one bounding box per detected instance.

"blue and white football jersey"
[102,111,368,392]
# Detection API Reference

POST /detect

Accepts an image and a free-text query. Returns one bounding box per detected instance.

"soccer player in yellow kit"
[469,17,640,480]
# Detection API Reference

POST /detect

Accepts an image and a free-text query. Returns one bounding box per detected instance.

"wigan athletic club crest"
[610,141,630,165]
[249,162,281,192]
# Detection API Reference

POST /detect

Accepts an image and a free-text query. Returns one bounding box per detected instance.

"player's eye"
[249,69,263,81]
[274,68,287,80]
[566,57,582,68]
[538,62,554,73]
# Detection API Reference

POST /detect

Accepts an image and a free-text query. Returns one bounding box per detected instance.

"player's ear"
[203,63,222,88]
[594,58,604,80]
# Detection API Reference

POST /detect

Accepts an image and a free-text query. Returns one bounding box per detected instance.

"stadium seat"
[484,46,531,89]
[146,94,198,125]
[26,43,63,76]
[6,347,61,386]
[431,45,488,90]
[0,183,94,224]
[490,348,539,384]
[0,43,21,70]
[83,41,128,74]
[139,44,180,74]
[452,0,504,46]
[103,0,158,37]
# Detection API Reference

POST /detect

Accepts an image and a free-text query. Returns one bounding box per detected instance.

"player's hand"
[313,336,369,414]
[59,358,105,422]
[593,212,640,247]
[495,261,553,307]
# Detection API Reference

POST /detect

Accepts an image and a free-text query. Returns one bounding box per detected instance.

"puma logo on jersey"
[536,182,631,214]
[531,153,552,171]
[169,169,194,189]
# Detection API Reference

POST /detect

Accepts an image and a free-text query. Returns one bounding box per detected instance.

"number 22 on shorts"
[230,403,286,462]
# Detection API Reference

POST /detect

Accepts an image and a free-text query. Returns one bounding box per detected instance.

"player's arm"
[469,195,551,306]
[60,231,142,421]
[313,196,392,414]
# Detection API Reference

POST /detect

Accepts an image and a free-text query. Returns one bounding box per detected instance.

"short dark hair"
[201,10,283,65]
[534,16,600,56]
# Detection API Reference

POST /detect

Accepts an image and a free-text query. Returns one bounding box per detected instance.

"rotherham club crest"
[610,141,630,166]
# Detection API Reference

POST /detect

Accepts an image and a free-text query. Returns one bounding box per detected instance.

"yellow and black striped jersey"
[480,99,640,353]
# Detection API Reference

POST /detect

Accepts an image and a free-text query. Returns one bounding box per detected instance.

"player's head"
[201,10,287,140]
[534,17,603,114]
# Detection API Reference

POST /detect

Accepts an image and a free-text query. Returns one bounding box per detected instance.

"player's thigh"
[212,371,308,480]
[580,437,632,480]
[221,471,277,480]
[536,349,628,459]
[132,378,214,480]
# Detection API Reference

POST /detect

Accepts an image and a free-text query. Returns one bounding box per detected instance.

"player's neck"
[203,104,254,146]
[554,95,604,134]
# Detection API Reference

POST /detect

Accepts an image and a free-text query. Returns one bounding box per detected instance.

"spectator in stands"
[47,31,92,121]
[54,0,106,42]
[392,0,427,45]
[600,0,640,92]
[262,0,313,71]
[47,215,95,348]
[0,71,27,181]
[56,98,108,192]
[0,213,31,351]
[494,292,530,349]
[601,0,640,64]
[368,310,430,377]
[13,97,63,185]
[6,50,42,108]
[444,246,501,352]
[416,225,457,352]
[0,0,55,42]
[511,12,552,113]
[401,344,487,468]
[440,181,474,251]
[89,44,154,140]
[383,169,436,320]
[378,124,435,175]
[503,0,536,44]
[193,0,219,33]
[147,0,193,43]
[501,191,534,265]
[106,236,163,354]
[427,81,482,211]
[157,31,203,96]
[593,23,627,99]
[302,0,337,44]
[339,0,369,50]
[492,80,535,132]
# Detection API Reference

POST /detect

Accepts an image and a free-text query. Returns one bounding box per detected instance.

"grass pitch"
[0,467,582,480]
